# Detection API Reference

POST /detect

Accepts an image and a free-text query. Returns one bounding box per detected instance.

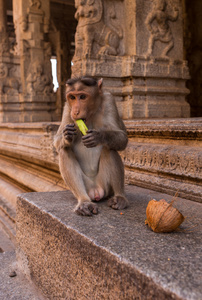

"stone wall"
[1,0,202,120]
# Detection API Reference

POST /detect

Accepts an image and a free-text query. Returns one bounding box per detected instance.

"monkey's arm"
[82,93,128,151]
[54,103,75,152]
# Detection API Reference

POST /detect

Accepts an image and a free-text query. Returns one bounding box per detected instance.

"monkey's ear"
[98,78,103,90]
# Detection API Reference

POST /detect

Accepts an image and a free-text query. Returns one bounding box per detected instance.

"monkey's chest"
[73,142,103,178]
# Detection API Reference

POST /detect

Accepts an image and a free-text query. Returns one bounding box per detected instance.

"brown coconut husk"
[145,199,185,233]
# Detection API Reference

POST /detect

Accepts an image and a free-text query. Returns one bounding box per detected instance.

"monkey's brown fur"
[54,77,128,216]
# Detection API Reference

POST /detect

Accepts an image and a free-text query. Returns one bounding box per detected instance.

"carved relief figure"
[0,63,19,95]
[146,0,179,58]
[74,0,122,57]
[0,37,9,55]
[26,62,53,95]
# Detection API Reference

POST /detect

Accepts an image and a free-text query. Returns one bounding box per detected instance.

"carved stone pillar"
[0,0,21,122]
[72,0,190,119]
[12,0,56,122]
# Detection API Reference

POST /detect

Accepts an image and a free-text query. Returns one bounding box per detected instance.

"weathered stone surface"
[121,118,202,203]
[0,251,45,300]
[16,185,202,300]
[72,55,190,118]
[0,122,59,167]
[0,122,65,234]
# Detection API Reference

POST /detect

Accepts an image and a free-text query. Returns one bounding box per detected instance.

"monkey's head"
[65,76,103,122]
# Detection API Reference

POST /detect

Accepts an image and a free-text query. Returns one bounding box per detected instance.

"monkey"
[54,76,129,216]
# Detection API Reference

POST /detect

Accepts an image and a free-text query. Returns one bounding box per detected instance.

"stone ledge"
[16,186,202,300]
[125,118,202,140]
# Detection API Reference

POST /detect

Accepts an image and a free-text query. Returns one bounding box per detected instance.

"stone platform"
[16,185,202,300]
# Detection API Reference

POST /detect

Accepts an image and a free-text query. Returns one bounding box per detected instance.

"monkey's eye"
[69,95,76,100]
[80,94,86,100]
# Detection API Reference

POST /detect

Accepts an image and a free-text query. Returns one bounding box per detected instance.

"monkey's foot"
[75,202,98,216]
[108,195,129,210]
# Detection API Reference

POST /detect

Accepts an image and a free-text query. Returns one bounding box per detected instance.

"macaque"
[54,76,128,216]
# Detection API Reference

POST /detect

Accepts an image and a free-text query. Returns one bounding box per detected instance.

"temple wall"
[72,0,190,119]
[0,0,201,244]
[0,0,201,120]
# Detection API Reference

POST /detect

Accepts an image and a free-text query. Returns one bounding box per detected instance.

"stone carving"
[30,0,41,9]
[21,16,28,32]
[0,63,19,94]
[74,0,122,57]
[0,64,8,79]
[145,0,179,58]
[26,62,53,95]
[0,37,9,55]
[122,143,202,178]
[22,40,30,55]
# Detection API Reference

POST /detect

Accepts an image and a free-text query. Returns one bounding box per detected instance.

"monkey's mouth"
[74,117,87,124]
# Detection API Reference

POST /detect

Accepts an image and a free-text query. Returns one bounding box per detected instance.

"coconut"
[145,199,185,233]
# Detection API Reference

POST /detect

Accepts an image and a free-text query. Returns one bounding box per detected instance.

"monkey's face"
[66,81,101,122]
[66,91,91,121]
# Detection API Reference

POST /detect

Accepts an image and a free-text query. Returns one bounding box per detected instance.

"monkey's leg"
[96,149,129,210]
[59,148,98,216]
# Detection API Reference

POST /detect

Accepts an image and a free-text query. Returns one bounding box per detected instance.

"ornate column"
[72,0,190,119]
[12,0,56,122]
[0,0,21,122]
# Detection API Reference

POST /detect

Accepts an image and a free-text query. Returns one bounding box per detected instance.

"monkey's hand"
[82,129,101,148]
[63,124,77,142]
[75,201,99,216]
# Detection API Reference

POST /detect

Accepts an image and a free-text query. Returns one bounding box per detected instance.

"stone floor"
[0,227,45,300]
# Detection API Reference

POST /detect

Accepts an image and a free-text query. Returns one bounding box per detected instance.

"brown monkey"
[54,77,128,216]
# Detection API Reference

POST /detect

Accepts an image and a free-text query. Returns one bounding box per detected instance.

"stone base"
[16,186,202,300]
[0,93,57,122]
[72,55,190,118]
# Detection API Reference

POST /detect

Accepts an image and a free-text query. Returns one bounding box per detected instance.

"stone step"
[16,185,202,300]
[0,154,65,193]
[0,210,16,245]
